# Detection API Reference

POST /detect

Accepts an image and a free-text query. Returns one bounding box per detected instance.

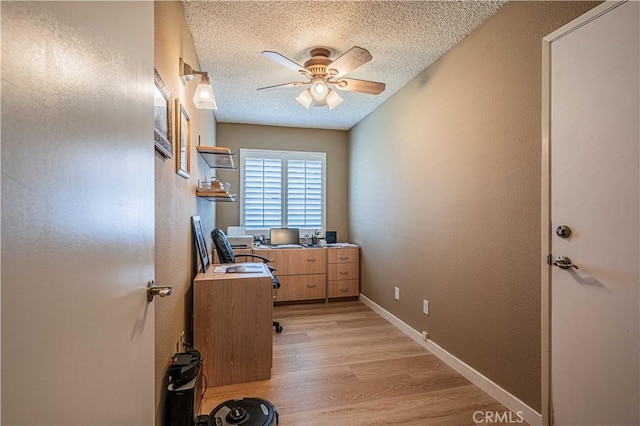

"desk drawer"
[327,248,359,264]
[327,263,359,281]
[283,249,326,275]
[275,274,326,302]
[252,248,326,275]
[328,279,359,298]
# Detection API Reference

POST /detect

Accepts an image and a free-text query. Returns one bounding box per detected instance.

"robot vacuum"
[205,397,278,426]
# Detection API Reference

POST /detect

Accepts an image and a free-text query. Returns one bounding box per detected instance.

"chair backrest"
[211,228,236,264]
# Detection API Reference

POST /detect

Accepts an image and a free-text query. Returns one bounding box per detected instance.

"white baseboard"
[359,294,542,426]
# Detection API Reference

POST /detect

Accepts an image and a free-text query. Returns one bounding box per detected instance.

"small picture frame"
[154,68,173,158]
[176,100,190,179]
[191,216,210,272]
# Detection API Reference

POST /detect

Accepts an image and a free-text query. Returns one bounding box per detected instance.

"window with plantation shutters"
[240,149,326,233]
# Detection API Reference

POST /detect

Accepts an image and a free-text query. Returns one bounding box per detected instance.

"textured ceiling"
[182,1,506,130]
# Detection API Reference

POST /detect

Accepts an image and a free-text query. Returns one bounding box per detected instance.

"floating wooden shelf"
[196,188,237,202]
[196,146,236,169]
[196,145,237,202]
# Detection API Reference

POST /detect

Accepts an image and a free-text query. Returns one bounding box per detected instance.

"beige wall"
[216,123,349,241]
[349,1,597,411]
[154,1,217,419]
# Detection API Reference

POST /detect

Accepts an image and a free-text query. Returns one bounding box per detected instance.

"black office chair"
[210,228,283,333]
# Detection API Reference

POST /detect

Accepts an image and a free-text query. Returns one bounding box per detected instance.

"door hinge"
[547,254,553,266]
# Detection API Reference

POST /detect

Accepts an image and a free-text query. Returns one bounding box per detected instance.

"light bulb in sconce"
[193,75,217,110]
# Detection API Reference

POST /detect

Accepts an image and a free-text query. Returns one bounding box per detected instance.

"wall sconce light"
[179,58,218,110]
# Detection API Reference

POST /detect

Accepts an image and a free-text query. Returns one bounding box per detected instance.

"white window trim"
[239,148,327,236]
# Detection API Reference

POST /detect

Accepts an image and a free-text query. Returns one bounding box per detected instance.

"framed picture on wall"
[153,68,173,158]
[191,216,210,272]
[176,100,190,179]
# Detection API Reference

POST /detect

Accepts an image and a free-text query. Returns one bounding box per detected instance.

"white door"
[546,1,640,424]
[1,2,155,424]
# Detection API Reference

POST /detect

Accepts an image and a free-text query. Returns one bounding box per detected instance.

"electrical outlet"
[423,299,429,315]
[394,286,400,300]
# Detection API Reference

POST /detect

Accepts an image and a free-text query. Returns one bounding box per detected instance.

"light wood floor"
[201,301,525,425]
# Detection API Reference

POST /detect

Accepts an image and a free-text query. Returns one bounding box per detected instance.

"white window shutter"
[287,159,323,228]
[240,149,325,233]
[243,157,282,229]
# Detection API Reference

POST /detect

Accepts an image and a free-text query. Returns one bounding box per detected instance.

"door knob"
[552,255,579,270]
[147,280,173,302]
[556,225,572,238]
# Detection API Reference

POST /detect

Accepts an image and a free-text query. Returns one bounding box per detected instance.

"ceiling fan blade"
[262,51,309,75]
[327,46,372,77]
[333,78,385,95]
[257,81,308,92]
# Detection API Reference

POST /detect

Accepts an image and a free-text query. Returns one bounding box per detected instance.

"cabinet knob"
[339,271,348,275]
[307,282,317,288]
[339,287,348,293]
[306,258,316,262]
[339,256,349,261]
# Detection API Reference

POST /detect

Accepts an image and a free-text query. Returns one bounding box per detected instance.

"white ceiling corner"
[182,0,506,131]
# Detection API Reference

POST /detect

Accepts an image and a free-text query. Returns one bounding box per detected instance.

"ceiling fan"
[258,46,386,110]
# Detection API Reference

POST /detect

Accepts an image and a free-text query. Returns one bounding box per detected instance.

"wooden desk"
[193,263,273,387]
[253,245,360,302]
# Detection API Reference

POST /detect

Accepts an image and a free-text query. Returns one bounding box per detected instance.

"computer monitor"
[270,228,299,245]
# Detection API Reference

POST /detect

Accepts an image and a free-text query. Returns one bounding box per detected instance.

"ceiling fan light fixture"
[260,46,384,112]
[326,89,343,110]
[295,89,313,109]
[310,78,329,102]
[193,74,218,110]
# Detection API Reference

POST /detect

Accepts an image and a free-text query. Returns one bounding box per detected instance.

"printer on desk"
[226,226,253,248]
